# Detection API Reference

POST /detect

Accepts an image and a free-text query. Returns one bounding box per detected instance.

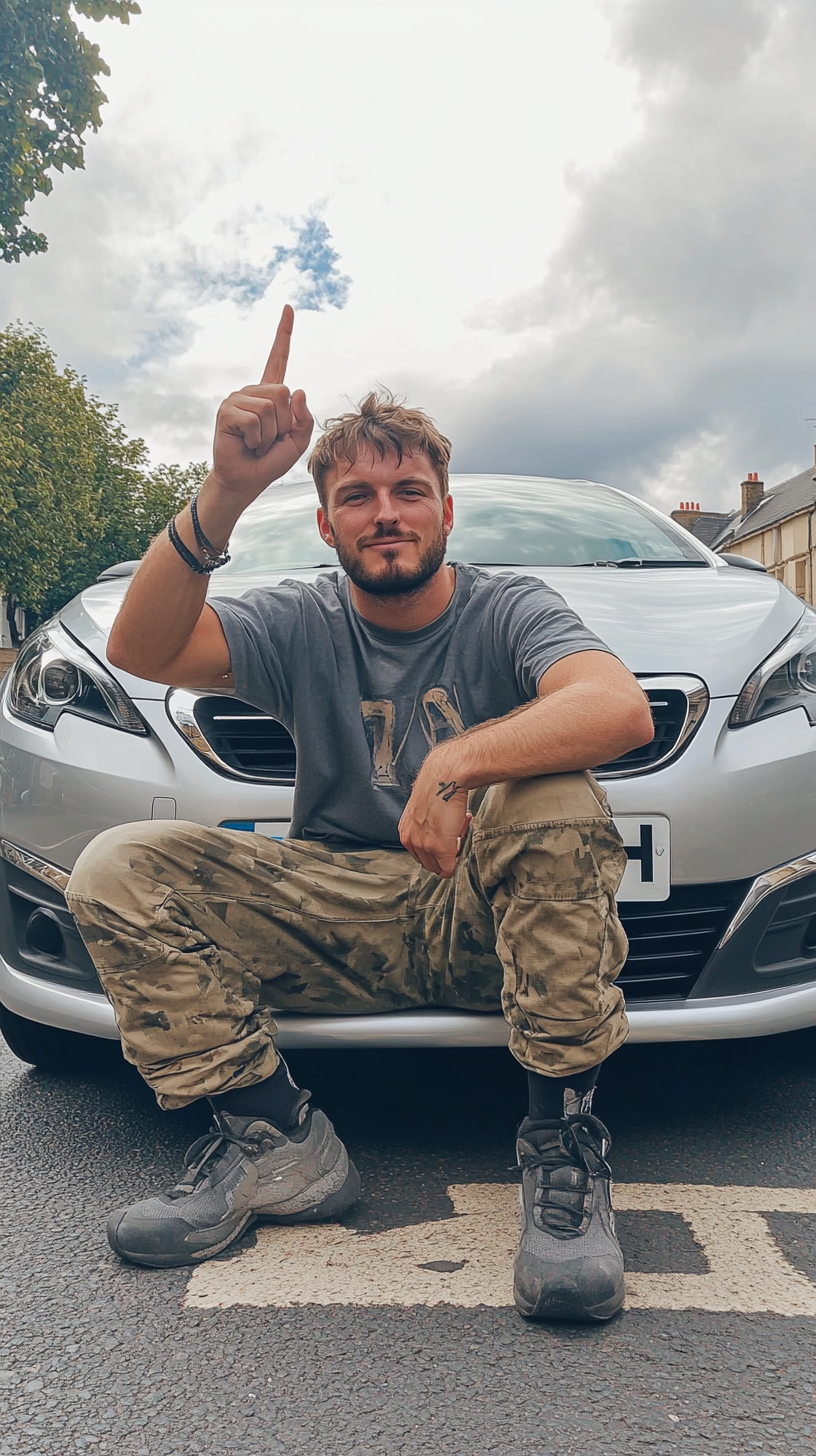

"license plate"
[613,815,670,902]
[221,815,672,902]
[219,820,288,838]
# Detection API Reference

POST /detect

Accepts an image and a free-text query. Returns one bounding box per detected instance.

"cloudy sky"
[2,0,815,512]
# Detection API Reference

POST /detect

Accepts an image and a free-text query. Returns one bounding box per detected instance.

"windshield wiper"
[572,558,708,568]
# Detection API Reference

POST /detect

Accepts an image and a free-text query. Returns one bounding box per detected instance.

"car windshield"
[216,473,707,577]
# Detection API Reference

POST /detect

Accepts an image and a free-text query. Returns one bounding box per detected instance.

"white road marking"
[621,1184,816,1315]
[186,1183,518,1310]
[184,1182,816,1314]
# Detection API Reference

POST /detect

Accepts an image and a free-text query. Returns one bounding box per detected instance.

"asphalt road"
[3,1027,816,1456]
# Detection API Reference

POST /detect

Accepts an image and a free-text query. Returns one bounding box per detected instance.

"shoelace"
[523,1114,612,1237]
[168,1117,267,1200]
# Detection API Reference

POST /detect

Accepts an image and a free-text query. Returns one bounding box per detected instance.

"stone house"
[670,455,816,603]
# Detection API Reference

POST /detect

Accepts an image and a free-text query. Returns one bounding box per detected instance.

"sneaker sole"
[107,1160,362,1269]
[260,1157,362,1224]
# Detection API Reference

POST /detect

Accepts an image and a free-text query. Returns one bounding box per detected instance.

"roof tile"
[719,467,816,546]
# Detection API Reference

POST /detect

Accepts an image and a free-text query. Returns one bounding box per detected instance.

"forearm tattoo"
[436,780,461,802]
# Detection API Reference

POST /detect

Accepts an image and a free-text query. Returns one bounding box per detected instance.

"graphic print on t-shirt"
[361,686,466,789]
[210,565,611,846]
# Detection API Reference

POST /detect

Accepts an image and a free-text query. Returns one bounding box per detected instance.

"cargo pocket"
[482,819,629,1072]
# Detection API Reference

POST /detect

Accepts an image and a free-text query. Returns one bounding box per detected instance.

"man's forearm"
[420,682,652,793]
[107,474,249,681]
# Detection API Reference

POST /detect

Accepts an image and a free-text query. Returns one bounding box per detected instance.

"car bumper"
[3,953,816,1049]
[4,836,816,1050]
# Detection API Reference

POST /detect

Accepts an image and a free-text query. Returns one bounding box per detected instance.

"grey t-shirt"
[210,564,612,850]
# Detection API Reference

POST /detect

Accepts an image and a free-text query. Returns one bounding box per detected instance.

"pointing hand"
[211,305,315,497]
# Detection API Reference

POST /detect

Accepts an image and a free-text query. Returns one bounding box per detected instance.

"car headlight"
[4,622,148,734]
[730,609,816,727]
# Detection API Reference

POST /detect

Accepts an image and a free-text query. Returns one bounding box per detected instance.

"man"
[67,306,654,1322]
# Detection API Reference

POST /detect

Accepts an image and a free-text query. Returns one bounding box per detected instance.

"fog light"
[25,908,65,959]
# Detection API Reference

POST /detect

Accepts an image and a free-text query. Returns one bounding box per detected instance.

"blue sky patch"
[191,212,351,313]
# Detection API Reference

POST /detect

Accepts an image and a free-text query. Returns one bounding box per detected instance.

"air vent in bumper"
[617,879,752,1002]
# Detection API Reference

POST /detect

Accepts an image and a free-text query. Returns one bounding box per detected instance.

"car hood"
[60,562,804,700]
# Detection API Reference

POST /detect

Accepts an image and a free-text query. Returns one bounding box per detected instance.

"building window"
[795,557,808,599]
[772,527,781,563]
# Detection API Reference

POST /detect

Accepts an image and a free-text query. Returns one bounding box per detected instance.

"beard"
[334,524,448,597]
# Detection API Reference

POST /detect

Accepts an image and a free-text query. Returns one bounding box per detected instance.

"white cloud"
[16,0,812,516]
[442,0,816,509]
[0,0,638,464]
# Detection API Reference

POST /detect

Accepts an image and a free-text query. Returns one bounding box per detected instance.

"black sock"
[209,1057,305,1132]
[527,1063,602,1122]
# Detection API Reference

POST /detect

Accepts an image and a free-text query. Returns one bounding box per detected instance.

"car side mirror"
[718,553,767,573]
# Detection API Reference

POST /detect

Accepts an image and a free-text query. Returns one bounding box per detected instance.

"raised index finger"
[261,304,294,385]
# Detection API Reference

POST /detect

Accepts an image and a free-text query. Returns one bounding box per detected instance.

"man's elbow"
[107,628,164,682]
[107,628,144,677]
[106,628,131,673]
[624,692,655,751]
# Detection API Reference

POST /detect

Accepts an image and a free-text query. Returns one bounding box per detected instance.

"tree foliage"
[0,323,206,632]
[0,0,140,263]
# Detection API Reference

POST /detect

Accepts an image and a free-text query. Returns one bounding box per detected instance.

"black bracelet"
[168,515,217,575]
[190,492,231,568]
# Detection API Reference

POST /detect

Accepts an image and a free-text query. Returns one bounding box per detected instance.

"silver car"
[2,473,816,1073]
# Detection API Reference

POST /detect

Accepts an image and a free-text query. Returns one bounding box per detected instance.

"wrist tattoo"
[437,779,460,802]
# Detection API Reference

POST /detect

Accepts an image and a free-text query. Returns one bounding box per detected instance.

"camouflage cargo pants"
[66,772,630,1109]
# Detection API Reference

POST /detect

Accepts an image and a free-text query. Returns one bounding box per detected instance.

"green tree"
[0,0,140,263]
[0,323,206,635]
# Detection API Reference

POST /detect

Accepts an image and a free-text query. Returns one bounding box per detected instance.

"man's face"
[317,448,454,597]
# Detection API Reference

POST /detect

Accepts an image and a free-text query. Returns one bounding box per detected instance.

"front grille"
[617,880,751,1001]
[596,677,708,777]
[189,676,706,785]
[192,697,296,782]
[598,689,688,774]
[184,693,736,1003]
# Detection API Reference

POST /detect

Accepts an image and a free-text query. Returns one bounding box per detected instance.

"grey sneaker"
[513,1113,625,1323]
[107,1095,361,1268]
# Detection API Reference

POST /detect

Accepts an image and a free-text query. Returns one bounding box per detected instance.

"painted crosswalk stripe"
[184,1182,816,1314]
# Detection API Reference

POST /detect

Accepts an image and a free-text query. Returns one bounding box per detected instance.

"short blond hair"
[308,390,452,506]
